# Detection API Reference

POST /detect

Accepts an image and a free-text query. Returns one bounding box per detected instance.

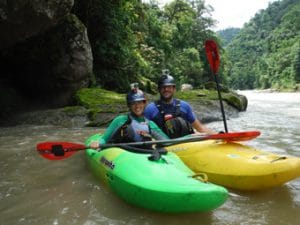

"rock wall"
[0,0,93,117]
[0,0,74,50]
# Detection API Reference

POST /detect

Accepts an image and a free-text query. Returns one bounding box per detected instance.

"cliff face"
[0,0,93,116]
[0,0,73,50]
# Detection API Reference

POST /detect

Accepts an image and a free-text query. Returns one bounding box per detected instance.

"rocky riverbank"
[0,88,247,127]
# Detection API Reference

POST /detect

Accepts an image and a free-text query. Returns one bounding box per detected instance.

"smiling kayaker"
[90,83,169,149]
[144,70,214,138]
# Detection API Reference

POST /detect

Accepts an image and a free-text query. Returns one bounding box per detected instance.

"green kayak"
[85,134,228,213]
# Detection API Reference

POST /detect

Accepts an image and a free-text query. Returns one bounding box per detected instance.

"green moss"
[175,89,219,101]
[75,87,247,116]
[176,89,247,111]
[221,92,247,111]
[75,88,127,113]
[65,14,86,31]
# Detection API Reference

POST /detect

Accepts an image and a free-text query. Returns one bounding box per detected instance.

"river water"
[0,91,299,225]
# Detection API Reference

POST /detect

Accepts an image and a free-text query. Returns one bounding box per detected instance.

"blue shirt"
[144,99,196,129]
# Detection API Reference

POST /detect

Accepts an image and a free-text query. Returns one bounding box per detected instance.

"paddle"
[37,131,261,160]
[205,39,228,133]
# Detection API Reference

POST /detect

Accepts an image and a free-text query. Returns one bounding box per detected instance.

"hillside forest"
[73,0,300,92]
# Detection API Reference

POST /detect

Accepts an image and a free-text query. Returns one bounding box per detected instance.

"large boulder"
[181,83,193,91]
[0,0,93,117]
[0,14,93,107]
[0,0,74,50]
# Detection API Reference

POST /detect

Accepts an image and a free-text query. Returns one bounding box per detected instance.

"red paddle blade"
[209,131,261,142]
[205,39,220,74]
[36,142,87,160]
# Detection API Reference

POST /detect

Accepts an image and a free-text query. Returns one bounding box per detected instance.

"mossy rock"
[222,92,248,111]
[176,89,247,111]
[73,87,247,127]
[75,88,127,113]
[175,89,218,101]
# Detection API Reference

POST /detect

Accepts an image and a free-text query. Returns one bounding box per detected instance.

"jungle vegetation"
[222,0,300,90]
[73,0,300,92]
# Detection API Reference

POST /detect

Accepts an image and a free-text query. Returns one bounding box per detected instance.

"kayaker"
[144,70,214,138]
[90,83,170,149]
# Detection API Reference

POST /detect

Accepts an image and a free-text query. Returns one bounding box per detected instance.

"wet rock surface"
[1,99,239,127]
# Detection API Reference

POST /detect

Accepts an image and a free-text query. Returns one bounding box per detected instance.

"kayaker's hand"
[90,141,100,149]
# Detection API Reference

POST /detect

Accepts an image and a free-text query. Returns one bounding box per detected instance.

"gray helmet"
[157,71,176,88]
[126,84,146,105]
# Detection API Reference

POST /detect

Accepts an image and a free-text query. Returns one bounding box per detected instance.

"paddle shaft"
[37,135,209,159]
[100,131,261,148]
[205,39,228,133]
[37,136,209,155]
[37,131,260,160]
[213,72,228,133]
[38,131,260,153]
[99,136,207,148]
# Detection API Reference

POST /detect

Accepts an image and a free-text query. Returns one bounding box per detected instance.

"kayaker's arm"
[191,119,215,135]
[182,100,215,135]
[90,115,128,149]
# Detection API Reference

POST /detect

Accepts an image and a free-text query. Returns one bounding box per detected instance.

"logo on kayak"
[100,156,115,169]
[227,154,240,158]
[168,147,188,152]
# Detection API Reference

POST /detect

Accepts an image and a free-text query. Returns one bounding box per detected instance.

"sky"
[204,0,277,30]
[150,0,278,30]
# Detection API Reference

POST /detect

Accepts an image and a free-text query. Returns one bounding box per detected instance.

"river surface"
[0,91,299,225]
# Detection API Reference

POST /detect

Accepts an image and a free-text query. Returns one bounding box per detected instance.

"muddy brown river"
[0,91,299,225]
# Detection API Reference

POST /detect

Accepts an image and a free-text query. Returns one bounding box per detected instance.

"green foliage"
[294,45,300,83]
[172,48,204,86]
[75,88,125,109]
[73,0,143,92]
[72,0,300,93]
[73,0,220,92]
[224,0,300,90]
[159,0,220,86]
[217,28,241,47]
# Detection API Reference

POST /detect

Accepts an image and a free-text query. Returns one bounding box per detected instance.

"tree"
[225,0,300,90]
[72,0,219,91]
[294,46,300,83]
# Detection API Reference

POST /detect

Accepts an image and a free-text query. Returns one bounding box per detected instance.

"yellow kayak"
[166,140,300,191]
